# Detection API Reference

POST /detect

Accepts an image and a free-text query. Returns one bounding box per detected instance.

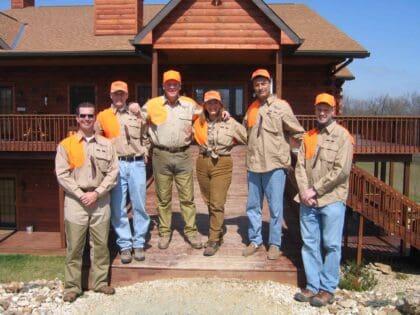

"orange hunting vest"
[61,134,85,169]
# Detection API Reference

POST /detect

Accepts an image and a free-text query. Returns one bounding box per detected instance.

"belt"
[81,188,95,193]
[154,145,189,153]
[118,155,143,161]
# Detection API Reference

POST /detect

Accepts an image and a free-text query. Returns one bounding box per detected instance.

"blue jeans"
[111,159,150,251]
[300,201,346,294]
[246,169,286,247]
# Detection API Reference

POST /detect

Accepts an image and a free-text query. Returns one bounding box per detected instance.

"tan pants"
[152,147,198,237]
[64,194,111,294]
[196,155,233,242]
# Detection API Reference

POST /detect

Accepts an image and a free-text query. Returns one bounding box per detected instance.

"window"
[69,85,95,114]
[0,86,13,114]
[136,84,151,106]
[194,86,244,118]
[0,178,16,228]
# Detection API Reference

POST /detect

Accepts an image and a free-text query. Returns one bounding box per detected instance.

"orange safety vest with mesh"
[96,108,120,138]
[193,119,207,145]
[60,134,85,169]
[246,100,260,128]
[303,126,355,160]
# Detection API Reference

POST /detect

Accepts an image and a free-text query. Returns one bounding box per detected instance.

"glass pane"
[0,178,16,227]
[0,86,13,114]
[235,88,244,115]
[70,86,95,114]
[137,85,151,106]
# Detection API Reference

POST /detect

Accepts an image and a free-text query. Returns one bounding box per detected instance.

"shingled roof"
[0,3,368,57]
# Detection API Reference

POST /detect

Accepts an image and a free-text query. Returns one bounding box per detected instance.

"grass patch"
[339,260,378,291]
[0,254,64,283]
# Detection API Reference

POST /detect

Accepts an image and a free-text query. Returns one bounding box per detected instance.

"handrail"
[348,165,420,249]
[0,114,77,151]
[296,115,420,154]
[0,114,419,153]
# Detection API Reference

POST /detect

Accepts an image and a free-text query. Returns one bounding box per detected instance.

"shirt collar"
[111,104,127,113]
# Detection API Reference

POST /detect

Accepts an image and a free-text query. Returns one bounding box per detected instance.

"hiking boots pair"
[121,248,145,263]
[94,285,116,295]
[186,234,203,249]
[294,289,334,307]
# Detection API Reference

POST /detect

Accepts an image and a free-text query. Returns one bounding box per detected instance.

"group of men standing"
[55,68,353,308]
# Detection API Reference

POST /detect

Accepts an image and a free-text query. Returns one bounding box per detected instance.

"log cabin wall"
[0,158,58,231]
[0,62,337,115]
[153,0,280,50]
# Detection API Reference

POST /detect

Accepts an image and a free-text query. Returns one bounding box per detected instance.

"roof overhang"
[293,50,370,58]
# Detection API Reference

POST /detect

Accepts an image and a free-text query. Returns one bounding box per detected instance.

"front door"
[0,177,16,228]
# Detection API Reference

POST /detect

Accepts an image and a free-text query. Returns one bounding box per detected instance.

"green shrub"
[339,260,378,291]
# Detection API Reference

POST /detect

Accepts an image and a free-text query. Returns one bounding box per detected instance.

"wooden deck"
[0,146,406,287]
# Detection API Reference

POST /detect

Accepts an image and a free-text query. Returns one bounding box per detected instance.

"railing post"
[357,213,364,266]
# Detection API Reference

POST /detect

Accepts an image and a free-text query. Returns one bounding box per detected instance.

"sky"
[0,0,419,99]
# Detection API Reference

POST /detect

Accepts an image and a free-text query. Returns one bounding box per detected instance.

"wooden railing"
[297,115,420,154]
[0,114,419,153]
[0,115,77,151]
[348,165,420,249]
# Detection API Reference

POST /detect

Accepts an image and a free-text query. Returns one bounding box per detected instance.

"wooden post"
[59,187,65,248]
[152,49,158,97]
[380,162,386,182]
[275,50,283,98]
[357,213,364,266]
[389,162,394,187]
[374,162,379,178]
[401,161,411,254]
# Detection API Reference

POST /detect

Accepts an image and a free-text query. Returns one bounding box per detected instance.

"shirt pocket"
[319,139,339,171]
[126,117,141,140]
[260,111,278,135]
[94,147,111,173]
[216,125,234,146]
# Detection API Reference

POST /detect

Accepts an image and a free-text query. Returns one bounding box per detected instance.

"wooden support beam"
[389,162,394,187]
[357,213,364,266]
[380,162,387,182]
[275,50,283,98]
[59,187,65,248]
[403,161,411,197]
[152,49,158,98]
[374,162,379,178]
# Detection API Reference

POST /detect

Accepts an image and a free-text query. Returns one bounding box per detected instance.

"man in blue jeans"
[96,81,150,264]
[294,93,354,307]
[243,69,304,260]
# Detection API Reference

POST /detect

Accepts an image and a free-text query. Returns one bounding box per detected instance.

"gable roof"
[133,0,302,46]
[0,2,368,57]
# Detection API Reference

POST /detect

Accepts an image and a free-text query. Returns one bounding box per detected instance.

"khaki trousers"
[152,147,198,237]
[196,155,233,242]
[64,207,111,294]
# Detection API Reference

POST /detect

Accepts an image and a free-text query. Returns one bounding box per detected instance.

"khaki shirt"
[96,105,150,157]
[197,118,247,157]
[245,95,304,172]
[294,121,353,207]
[142,96,202,148]
[55,132,119,225]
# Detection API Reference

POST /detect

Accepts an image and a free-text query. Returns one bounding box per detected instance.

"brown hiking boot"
[120,249,132,264]
[158,235,171,250]
[186,234,203,249]
[242,243,261,257]
[95,286,115,295]
[133,248,145,261]
[203,241,220,256]
[63,292,79,303]
[294,288,316,302]
[310,290,335,307]
[267,245,282,260]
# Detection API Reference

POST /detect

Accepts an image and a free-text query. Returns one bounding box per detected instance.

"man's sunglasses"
[79,114,94,119]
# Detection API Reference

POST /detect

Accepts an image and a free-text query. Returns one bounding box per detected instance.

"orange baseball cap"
[204,90,222,103]
[315,93,336,107]
[251,69,271,81]
[110,81,128,93]
[163,70,181,84]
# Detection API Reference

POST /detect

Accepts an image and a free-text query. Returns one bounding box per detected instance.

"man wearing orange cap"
[138,70,204,250]
[243,69,304,260]
[293,93,353,307]
[96,81,151,264]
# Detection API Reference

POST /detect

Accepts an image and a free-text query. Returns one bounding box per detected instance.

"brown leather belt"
[81,188,95,193]
[154,145,189,153]
[118,155,143,162]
